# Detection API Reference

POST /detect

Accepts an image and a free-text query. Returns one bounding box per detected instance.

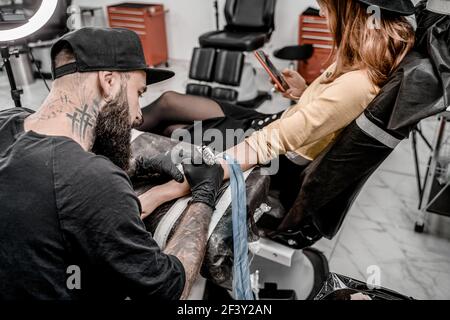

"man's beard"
[91,88,132,172]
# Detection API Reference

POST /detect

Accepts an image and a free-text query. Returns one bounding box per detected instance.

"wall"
[73,0,319,62]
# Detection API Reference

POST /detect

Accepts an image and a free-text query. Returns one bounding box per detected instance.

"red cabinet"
[298,13,334,84]
[107,3,169,67]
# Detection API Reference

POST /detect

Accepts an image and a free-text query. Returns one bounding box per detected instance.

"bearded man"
[0,28,223,300]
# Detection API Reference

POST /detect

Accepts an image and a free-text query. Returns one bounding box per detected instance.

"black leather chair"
[186,48,216,97]
[199,0,276,51]
[268,48,447,248]
[187,0,277,106]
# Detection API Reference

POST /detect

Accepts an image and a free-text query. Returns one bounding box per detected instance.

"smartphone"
[254,50,290,92]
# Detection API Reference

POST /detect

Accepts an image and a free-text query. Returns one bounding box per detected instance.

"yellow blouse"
[246,63,379,163]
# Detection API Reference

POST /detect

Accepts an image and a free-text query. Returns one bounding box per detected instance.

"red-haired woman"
[138,0,416,227]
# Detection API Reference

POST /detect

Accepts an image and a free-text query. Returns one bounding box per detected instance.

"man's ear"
[98,71,115,102]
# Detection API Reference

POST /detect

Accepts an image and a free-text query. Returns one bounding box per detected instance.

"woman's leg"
[137,91,225,134]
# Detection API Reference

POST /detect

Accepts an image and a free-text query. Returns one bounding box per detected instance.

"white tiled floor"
[2,59,450,300]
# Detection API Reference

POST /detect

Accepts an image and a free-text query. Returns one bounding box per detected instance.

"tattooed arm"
[163,202,212,299]
[162,162,224,299]
[139,142,259,217]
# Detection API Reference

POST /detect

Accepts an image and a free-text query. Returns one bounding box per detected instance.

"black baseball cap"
[51,27,175,85]
[356,0,415,16]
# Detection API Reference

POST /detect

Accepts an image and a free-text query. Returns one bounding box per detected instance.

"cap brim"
[145,68,175,85]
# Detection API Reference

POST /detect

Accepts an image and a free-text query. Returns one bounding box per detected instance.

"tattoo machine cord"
[223,153,254,300]
[180,146,254,299]
[192,146,254,299]
[28,49,50,92]
[199,147,252,300]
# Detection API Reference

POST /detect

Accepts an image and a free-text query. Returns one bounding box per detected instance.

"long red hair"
[319,0,415,87]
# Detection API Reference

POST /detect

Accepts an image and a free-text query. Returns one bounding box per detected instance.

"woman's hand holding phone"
[274,69,307,101]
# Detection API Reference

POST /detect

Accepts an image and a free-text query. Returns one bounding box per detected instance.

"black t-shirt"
[0,108,185,300]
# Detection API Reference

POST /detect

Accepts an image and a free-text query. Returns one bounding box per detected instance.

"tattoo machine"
[198,145,217,166]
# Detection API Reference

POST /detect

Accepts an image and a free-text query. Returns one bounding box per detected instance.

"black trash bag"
[277,122,393,239]
[366,50,445,138]
[415,0,450,105]
[314,273,413,300]
[372,1,450,133]
[276,2,450,239]
[130,132,270,289]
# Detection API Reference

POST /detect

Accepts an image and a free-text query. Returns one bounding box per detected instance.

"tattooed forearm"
[163,202,212,300]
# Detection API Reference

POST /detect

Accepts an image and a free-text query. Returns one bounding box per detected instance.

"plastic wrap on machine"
[314,273,413,300]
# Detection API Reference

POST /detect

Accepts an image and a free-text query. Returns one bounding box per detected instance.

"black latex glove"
[183,162,224,209]
[135,153,184,183]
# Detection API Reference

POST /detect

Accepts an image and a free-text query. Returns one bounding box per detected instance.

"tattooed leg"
[163,202,213,300]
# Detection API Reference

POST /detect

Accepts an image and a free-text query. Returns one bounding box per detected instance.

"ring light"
[0,0,59,42]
